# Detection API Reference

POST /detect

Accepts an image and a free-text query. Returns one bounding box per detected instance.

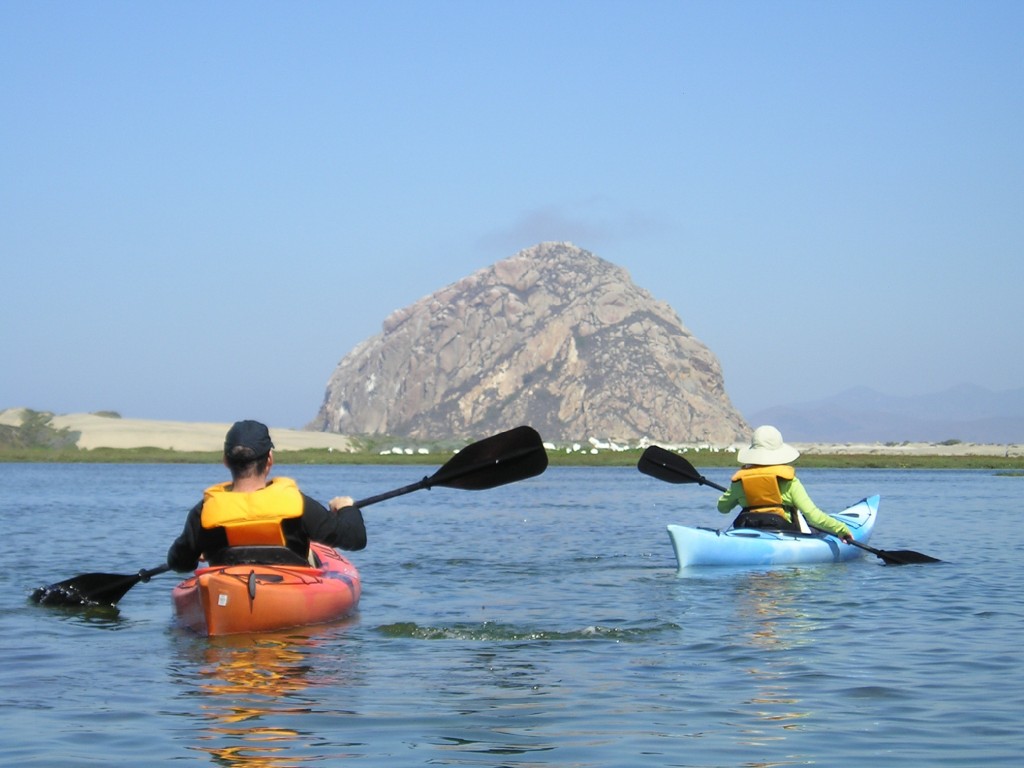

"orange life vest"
[731,465,797,522]
[199,477,304,547]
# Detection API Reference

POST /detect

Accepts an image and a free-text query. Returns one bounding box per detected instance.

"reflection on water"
[169,620,360,766]
[730,569,821,652]
[429,645,560,760]
[725,568,829,763]
[44,602,126,629]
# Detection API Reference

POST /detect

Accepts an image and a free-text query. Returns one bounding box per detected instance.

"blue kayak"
[666,495,879,571]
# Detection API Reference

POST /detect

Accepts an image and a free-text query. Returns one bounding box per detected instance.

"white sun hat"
[737,425,800,465]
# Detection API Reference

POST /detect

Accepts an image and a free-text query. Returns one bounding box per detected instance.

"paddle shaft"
[140,565,170,580]
[840,537,889,558]
[696,476,727,493]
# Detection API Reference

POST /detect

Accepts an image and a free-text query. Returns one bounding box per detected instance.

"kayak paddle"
[806,524,941,565]
[637,444,941,566]
[32,425,549,607]
[31,564,172,607]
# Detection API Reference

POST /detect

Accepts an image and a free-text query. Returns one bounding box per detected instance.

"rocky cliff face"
[311,242,748,443]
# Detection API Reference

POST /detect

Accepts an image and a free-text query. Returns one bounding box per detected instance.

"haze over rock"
[311,242,749,443]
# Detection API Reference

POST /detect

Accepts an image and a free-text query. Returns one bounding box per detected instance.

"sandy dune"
[792,441,1020,458]
[0,410,355,452]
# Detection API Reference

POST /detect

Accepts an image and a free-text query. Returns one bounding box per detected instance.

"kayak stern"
[171,542,361,636]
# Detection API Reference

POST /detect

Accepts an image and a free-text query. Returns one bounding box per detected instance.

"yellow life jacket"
[731,465,797,522]
[200,477,304,547]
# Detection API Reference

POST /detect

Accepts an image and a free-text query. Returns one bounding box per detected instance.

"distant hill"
[748,384,1024,443]
[311,242,749,443]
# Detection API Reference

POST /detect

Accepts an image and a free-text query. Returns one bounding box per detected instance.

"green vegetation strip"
[0,445,1021,470]
[2,410,1021,470]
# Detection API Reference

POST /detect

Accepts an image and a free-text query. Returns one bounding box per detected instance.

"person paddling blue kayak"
[717,425,854,543]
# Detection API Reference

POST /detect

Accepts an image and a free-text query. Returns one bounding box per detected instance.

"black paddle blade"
[872,548,943,566]
[429,425,548,490]
[353,427,549,508]
[637,445,697,484]
[31,572,141,607]
[637,445,728,492]
[31,564,170,607]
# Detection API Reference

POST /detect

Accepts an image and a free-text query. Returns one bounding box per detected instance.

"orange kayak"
[171,542,361,636]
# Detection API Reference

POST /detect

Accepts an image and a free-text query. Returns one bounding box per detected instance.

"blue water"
[1,463,1022,766]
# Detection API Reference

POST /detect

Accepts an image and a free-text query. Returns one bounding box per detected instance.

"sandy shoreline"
[0,410,356,452]
[792,441,1020,458]
[2,409,1021,456]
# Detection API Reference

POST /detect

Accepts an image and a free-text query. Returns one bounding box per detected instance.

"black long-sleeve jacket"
[167,492,366,572]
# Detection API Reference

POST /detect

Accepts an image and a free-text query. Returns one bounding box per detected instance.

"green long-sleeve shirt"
[717,475,852,538]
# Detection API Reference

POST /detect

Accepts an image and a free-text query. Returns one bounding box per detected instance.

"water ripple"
[374,620,683,642]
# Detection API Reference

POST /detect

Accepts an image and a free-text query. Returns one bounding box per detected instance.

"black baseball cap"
[224,420,274,459]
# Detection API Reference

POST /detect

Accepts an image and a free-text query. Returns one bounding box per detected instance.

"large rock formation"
[311,242,748,443]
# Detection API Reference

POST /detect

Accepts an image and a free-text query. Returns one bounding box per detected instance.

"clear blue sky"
[3,1,1021,429]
